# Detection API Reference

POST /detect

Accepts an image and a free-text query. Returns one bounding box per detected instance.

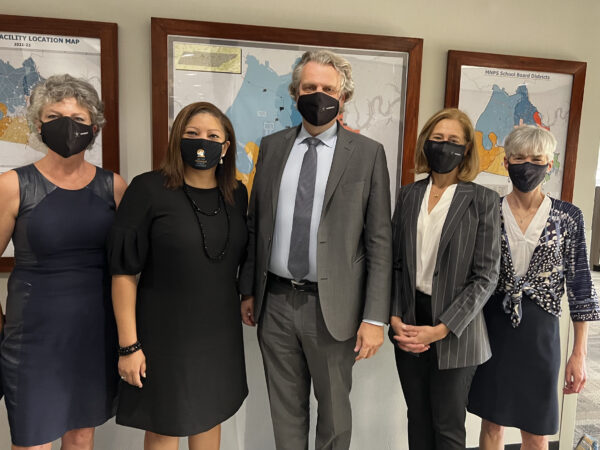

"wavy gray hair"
[504,125,556,163]
[27,74,105,146]
[289,50,355,110]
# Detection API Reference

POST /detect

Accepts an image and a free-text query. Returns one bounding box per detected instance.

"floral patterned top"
[497,197,600,327]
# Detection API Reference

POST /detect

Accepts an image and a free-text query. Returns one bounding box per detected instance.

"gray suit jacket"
[239,125,392,341]
[390,178,500,369]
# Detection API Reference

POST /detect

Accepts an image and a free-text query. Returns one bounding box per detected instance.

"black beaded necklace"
[182,183,230,261]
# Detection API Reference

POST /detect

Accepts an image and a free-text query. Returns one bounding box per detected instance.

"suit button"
[263,271,267,278]
[434,271,439,277]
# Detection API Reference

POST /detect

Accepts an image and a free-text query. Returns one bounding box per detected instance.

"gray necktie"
[288,137,321,280]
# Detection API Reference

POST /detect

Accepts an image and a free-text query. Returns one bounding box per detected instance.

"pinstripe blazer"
[390,177,501,369]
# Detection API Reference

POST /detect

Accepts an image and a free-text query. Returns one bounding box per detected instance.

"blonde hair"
[504,125,556,163]
[414,108,479,182]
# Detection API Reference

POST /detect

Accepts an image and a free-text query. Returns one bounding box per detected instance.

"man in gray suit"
[239,50,392,450]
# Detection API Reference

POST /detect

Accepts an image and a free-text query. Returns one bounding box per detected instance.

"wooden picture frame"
[0,14,119,271]
[151,17,422,195]
[445,50,586,202]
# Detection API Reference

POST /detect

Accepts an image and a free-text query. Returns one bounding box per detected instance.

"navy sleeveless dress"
[0,164,119,446]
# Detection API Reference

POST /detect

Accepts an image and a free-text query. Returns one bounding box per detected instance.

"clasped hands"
[390,315,449,353]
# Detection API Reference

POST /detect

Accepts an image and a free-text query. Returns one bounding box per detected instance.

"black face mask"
[508,162,549,193]
[423,140,466,174]
[297,92,340,126]
[180,138,224,170]
[40,116,94,158]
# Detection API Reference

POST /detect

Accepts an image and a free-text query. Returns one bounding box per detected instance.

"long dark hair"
[160,102,237,205]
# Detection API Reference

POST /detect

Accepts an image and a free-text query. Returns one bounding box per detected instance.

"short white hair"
[504,125,556,163]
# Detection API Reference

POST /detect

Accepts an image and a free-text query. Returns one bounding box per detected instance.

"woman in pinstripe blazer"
[390,108,501,450]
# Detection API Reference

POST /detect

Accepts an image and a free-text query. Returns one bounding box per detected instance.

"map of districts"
[224,55,299,191]
[0,57,44,145]
[171,41,405,198]
[474,84,560,179]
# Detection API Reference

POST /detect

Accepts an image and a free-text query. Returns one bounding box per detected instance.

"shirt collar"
[295,122,338,148]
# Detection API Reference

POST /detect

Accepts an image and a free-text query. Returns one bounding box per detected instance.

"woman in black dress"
[468,125,600,449]
[109,102,248,450]
[0,74,126,449]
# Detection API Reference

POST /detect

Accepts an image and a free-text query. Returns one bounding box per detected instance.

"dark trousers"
[394,291,476,450]
[258,276,356,450]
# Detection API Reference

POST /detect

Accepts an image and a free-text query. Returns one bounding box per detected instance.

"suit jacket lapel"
[406,179,428,297]
[270,126,300,219]
[320,126,355,218]
[437,182,475,258]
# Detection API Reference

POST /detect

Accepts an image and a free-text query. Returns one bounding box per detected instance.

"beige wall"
[1,0,599,448]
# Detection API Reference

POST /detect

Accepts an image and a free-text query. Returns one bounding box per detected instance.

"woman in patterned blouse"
[468,125,600,449]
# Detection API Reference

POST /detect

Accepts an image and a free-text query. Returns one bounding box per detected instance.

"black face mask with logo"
[180,138,224,170]
[423,140,466,174]
[297,92,340,126]
[41,116,94,158]
[508,162,549,193]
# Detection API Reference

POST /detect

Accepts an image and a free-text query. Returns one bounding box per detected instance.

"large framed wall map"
[0,14,119,271]
[445,50,586,201]
[151,18,423,195]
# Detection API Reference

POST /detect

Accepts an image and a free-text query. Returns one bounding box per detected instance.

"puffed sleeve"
[564,205,600,321]
[107,174,153,275]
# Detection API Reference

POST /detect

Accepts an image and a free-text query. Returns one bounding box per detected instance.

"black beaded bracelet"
[118,341,142,356]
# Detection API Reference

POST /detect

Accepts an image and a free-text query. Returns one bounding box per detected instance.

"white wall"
[1,0,599,449]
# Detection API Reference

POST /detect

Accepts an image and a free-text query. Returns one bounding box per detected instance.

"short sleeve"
[564,206,600,321]
[107,174,153,275]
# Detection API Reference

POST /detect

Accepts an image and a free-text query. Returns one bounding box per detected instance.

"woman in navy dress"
[468,125,600,449]
[0,74,127,449]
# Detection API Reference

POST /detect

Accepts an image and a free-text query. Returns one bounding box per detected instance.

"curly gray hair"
[289,50,355,111]
[504,125,556,163]
[27,74,105,146]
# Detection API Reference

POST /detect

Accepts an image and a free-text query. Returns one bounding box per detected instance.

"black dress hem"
[116,388,248,437]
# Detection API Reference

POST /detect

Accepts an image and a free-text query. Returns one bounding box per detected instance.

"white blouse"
[415,179,458,295]
[502,195,552,278]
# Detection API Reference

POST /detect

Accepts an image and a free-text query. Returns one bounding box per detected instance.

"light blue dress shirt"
[267,122,383,327]
[269,123,338,282]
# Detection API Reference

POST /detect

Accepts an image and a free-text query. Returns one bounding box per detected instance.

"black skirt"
[468,293,560,435]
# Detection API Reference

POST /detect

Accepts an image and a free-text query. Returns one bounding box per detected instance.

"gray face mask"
[423,140,466,174]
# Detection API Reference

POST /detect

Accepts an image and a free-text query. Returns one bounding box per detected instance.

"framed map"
[445,50,586,201]
[151,18,423,196]
[0,14,119,270]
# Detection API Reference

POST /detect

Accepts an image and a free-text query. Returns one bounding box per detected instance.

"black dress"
[108,171,248,436]
[1,164,118,447]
